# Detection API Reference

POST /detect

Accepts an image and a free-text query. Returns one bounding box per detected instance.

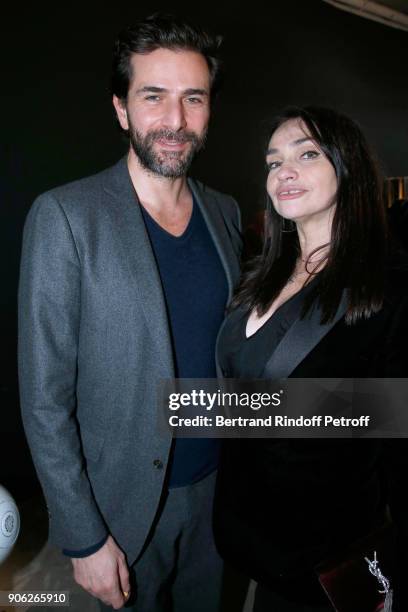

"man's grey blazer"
[18,156,242,565]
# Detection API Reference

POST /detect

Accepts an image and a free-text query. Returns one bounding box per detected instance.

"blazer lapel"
[262,290,349,379]
[102,157,174,375]
[188,178,240,302]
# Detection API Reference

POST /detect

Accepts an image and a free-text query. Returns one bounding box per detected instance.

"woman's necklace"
[288,251,328,284]
[287,268,308,284]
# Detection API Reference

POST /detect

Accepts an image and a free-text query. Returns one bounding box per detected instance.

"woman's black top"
[218,279,316,379]
[213,273,408,606]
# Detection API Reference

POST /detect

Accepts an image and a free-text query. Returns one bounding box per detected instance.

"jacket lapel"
[262,290,349,379]
[102,157,174,375]
[188,178,240,302]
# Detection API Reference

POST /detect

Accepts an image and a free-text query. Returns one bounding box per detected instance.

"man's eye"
[145,95,161,102]
[301,150,319,160]
[186,97,202,104]
[267,161,281,170]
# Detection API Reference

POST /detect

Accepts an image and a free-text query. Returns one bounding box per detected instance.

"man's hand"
[71,535,130,609]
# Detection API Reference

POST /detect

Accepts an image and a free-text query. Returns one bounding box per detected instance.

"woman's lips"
[277,188,307,200]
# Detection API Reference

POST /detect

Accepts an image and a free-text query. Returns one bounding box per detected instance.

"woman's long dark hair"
[232,106,389,325]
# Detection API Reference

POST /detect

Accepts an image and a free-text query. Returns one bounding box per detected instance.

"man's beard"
[128,125,207,178]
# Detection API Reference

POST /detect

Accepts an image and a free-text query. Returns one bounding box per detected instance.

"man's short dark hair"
[111,13,223,101]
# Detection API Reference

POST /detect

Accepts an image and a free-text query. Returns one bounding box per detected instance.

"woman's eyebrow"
[267,137,314,156]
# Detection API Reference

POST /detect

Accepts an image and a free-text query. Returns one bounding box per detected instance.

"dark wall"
[1,1,408,494]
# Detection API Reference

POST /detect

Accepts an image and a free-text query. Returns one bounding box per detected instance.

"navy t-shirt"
[141,195,228,487]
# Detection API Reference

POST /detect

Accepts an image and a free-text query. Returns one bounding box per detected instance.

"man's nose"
[162,99,187,131]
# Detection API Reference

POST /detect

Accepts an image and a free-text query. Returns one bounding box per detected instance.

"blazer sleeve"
[18,193,109,550]
[381,286,408,611]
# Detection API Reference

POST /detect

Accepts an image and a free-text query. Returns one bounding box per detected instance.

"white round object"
[0,484,20,563]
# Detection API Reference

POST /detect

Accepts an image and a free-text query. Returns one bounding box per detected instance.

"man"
[18,13,241,612]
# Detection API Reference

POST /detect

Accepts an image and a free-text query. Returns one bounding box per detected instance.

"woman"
[214,107,408,611]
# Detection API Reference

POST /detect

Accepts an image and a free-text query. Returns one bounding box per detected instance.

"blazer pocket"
[80,427,105,463]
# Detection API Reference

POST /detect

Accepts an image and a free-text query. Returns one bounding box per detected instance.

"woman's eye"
[301,150,320,160]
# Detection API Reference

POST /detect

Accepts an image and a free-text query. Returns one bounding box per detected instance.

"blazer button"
[153,459,163,470]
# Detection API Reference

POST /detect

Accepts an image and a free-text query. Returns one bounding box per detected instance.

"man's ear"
[112,95,129,131]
